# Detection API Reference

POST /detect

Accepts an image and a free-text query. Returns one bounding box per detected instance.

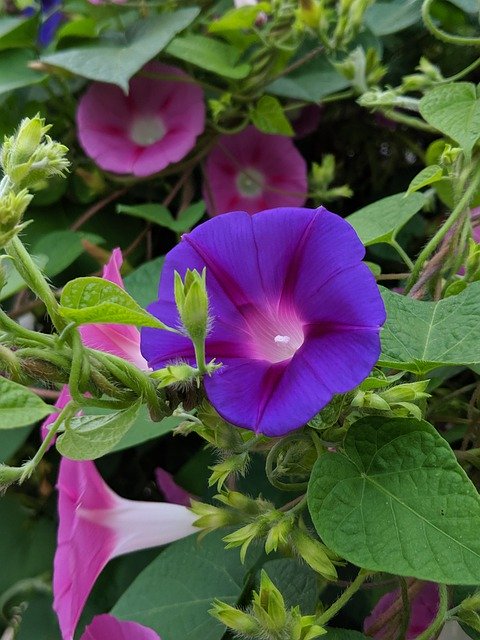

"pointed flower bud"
[210,600,260,635]
[0,188,32,246]
[265,513,294,554]
[252,570,287,631]
[291,529,339,581]
[174,267,209,344]
[297,0,322,28]
[190,499,240,533]
[151,362,198,388]
[208,452,249,490]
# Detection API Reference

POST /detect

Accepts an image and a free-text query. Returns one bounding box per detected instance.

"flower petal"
[81,614,160,640]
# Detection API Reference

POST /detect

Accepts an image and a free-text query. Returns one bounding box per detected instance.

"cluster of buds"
[351,374,430,421]
[211,570,326,640]
[335,47,387,94]
[400,57,444,93]
[310,155,353,203]
[191,490,271,537]
[453,592,480,633]
[0,116,69,248]
[303,0,375,49]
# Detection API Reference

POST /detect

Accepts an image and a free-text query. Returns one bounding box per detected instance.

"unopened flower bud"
[223,520,266,562]
[210,600,260,635]
[1,116,49,172]
[0,188,32,247]
[151,363,198,388]
[265,513,294,554]
[297,0,322,28]
[351,390,390,411]
[290,529,339,581]
[190,500,238,533]
[252,570,287,631]
[208,452,249,490]
[380,380,430,404]
[174,268,209,343]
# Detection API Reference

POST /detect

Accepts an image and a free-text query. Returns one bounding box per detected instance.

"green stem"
[380,109,437,133]
[0,307,53,347]
[441,55,480,83]
[405,166,480,292]
[0,344,22,381]
[5,236,64,332]
[20,401,78,482]
[391,240,415,270]
[414,584,448,640]
[316,570,370,625]
[422,0,480,46]
[396,578,411,640]
[194,339,208,375]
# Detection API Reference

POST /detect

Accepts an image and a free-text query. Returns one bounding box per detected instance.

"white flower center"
[236,168,264,198]
[129,115,166,146]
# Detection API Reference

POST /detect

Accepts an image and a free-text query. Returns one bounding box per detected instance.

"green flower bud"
[210,600,260,635]
[265,513,294,554]
[297,0,322,28]
[0,189,32,247]
[380,380,430,404]
[1,115,49,172]
[351,389,391,411]
[290,529,339,581]
[151,363,198,388]
[174,268,209,342]
[190,500,238,533]
[252,570,287,631]
[208,452,249,490]
[223,521,266,562]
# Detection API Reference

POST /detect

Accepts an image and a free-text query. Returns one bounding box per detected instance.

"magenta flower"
[155,467,194,507]
[77,62,205,177]
[141,207,385,436]
[81,615,160,640]
[79,248,147,369]
[364,582,439,638]
[203,126,307,216]
[53,458,196,640]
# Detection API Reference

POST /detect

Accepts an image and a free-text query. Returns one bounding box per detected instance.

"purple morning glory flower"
[24,0,65,47]
[141,207,386,436]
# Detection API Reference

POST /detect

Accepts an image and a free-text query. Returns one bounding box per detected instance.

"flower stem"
[390,240,414,270]
[405,166,480,293]
[414,584,448,640]
[5,236,64,332]
[316,569,371,626]
[422,0,480,46]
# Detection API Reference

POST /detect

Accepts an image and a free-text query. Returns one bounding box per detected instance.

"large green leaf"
[268,55,350,102]
[419,83,480,158]
[0,16,37,50]
[165,34,250,79]
[0,49,46,96]
[112,531,249,640]
[0,377,55,429]
[41,9,199,91]
[0,426,32,462]
[346,192,426,246]
[380,284,480,374]
[32,230,86,277]
[59,277,170,329]
[308,416,480,584]
[364,0,422,35]
[56,399,142,460]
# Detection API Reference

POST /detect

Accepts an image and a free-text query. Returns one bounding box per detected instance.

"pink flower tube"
[81,615,160,640]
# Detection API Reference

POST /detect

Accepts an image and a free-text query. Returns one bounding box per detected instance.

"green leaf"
[209,3,271,32]
[165,34,251,79]
[346,192,426,246]
[56,399,142,460]
[0,426,32,462]
[112,531,248,639]
[250,96,294,136]
[124,256,165,308]
[268,55,350,102]
[0,16,37,50]
[0,377,55,429]
[364,0,422,36]
[32,230,86,277]
[118,201,205,233]
[16,593,61,640]
[0,49,46,96]
[419,83,480,158]
[82,405,180,453]
[380,283,480,374]
[308,416,480,584]
[41,9,199,91]
[59,277,170,329]
[406,165,445,195]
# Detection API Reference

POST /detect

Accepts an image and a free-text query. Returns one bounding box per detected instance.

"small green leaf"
[32,230,86,277]
[268,55,350,102]
[166,34,251,79]
[112,531,249,640]
[209,3,270,32]
[406,165,445,195]
[346,192,426,246]
[0,377,55,429]
[380,283,480,374]
[56,399,142,460]
[59,277,170,329]
[364,0,422,36]
[420,83,480,158]
[118,201,205,233]
[0,49,46,96]
[41,9,199,91]
[250,96,294,136]
[308,416,480,584]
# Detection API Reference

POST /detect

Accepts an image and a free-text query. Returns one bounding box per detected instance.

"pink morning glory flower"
[81,615,159,640]
[53,458,196,640]
[141,207,386,436]
[79,248,147,369]
[76,61,205,177]
[155,467,193,507]
[364,582,439,638]
[203,126,307,216]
